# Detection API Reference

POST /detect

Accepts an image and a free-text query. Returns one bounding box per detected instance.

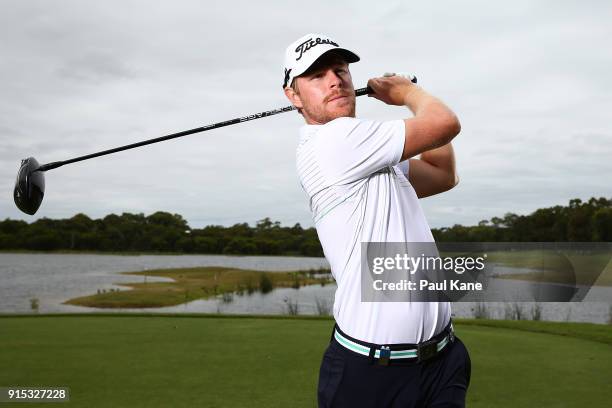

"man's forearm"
[401,85,460,160]
[366,76,461,160]
[419,142,458,185]
[404,86,459,129]
[408,86,457,174]
[408,142,459,197]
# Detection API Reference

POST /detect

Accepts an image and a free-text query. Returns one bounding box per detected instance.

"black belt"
[332,320,455,366]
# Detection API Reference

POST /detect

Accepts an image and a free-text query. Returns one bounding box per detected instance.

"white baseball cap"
[283,33,360,89]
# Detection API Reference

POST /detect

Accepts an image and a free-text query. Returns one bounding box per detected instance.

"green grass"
[0,315,610,407]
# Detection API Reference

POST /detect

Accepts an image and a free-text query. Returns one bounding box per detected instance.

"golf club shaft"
[37,86,374,172]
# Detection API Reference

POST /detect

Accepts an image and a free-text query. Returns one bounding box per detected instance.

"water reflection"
[0,253,610,323]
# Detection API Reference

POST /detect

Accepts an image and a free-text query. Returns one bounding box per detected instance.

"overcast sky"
[1,0,610,229]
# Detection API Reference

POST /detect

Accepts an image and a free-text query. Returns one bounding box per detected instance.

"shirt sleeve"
[395,159,410,177]
[316,117,405,184]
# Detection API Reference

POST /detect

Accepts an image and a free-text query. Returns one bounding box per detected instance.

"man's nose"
[324,69,342,88]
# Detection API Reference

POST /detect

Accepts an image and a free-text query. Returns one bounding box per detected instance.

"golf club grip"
[355,87,372,97]
[355,75,417,97]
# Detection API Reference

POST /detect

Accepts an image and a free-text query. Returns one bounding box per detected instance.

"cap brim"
[327,48,360,64]
[292,48,360,79]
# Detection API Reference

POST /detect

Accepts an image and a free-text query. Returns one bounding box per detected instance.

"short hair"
[290,79,302,114]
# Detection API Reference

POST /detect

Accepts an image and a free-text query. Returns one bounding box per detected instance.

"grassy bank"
[0,315,610,408]
[64,267,332,308]
[0,250,318,257]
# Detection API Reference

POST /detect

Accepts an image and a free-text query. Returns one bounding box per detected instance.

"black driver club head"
[14,157,45,215]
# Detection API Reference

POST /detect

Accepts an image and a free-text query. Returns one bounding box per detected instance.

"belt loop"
[368,346,376,365]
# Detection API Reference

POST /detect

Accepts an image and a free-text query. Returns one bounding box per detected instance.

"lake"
[0,253,609,323]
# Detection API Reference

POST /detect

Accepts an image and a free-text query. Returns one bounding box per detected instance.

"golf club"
[14,76,417,215]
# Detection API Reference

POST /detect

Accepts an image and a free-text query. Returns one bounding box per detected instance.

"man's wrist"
[402,85,427,112]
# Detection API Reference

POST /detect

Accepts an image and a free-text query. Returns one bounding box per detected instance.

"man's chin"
[303,105,355,124]
[327,105,356,120]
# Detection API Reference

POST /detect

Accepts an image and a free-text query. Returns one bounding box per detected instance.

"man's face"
[285,55,356,125]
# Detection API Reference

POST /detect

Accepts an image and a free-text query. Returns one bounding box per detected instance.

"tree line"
[432,197,611,242]
[0,197,610,255]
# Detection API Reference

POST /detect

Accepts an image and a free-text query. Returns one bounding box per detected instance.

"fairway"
[0,315,610,407]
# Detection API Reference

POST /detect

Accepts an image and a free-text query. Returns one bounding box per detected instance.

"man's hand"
[367,75,417,106]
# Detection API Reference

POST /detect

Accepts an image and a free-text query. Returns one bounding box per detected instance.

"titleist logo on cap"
[294,37,339,61]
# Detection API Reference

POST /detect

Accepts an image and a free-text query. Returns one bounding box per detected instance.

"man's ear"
[284,86,303,110]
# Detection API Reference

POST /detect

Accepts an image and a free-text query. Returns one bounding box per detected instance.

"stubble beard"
[303,96,356,124]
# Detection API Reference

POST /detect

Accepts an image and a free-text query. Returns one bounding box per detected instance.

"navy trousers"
[317,330,471,408]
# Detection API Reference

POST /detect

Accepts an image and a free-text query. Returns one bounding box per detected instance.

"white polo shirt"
[296,116,451,344]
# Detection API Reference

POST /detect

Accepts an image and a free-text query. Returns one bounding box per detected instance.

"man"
[283,34,471,407]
